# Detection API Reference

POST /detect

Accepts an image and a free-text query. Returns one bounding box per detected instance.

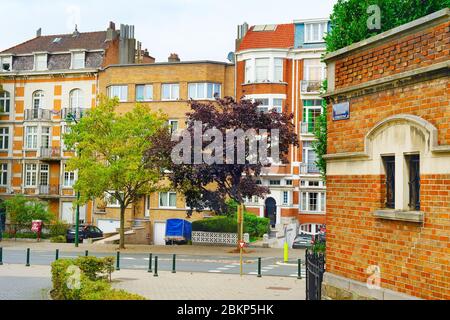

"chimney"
[168,53,180,63]
[235,22,249,50]
[72,24,80,37]
[36,28,42,37]
[118,24,137,64]
[106,21,117,41]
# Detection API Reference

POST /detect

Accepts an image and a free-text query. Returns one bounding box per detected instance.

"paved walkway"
[112,269,305,300]
[0,265,51,300]
[0,240,304,259]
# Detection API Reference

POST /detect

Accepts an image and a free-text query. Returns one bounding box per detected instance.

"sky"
[0,0,337,62]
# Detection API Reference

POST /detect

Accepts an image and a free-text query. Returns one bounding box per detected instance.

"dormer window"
[34,53,48,71]
[304,22,328,43]
[0,56,12,72]
[71,51,85,69]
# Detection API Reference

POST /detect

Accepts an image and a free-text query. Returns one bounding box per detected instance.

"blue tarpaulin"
[165,219,192,241]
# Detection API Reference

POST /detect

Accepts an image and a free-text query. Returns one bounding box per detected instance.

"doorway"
[264,197,277,228]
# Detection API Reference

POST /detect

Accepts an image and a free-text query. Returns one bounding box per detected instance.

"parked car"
[292,233,314,249]
[66,225,103,243]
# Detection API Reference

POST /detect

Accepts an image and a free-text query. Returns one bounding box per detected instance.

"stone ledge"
[322,272,422,300]
[373,209,424,223]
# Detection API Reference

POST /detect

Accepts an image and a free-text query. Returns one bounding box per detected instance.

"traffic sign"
[238,240,245,249]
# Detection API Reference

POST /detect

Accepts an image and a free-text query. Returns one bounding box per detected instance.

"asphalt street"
[0,248,306,278]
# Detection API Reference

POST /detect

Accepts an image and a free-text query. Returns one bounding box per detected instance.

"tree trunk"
[119,205,126,249]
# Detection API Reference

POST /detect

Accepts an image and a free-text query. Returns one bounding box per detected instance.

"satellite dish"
[227,52,235,63]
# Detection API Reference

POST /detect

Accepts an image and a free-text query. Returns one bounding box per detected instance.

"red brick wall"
[326,174,450,300]
[334,21,450,90]
[327,77,449,155]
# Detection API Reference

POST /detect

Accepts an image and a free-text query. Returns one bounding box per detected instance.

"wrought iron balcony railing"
[61,108,88,120]
[40,147,61,159]
[25,108,51,121]
[38,184,60,196]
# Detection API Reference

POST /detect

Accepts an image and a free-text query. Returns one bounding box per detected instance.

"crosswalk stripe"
[208,270,222,273]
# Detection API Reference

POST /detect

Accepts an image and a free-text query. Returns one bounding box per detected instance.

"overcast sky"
[0,0,337,62]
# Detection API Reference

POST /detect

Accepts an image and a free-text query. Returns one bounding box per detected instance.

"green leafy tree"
[1,194,53,235]
[312,81,328,179]
[63,97,171,249]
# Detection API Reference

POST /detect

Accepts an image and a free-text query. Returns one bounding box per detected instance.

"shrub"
[51,257,143,300]
[242,213,270,238]
[49,221,69,238]
[50,235,67,243]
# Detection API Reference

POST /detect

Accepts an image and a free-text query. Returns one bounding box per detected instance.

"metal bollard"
[26,248,30,267]
[116,251,120,271]
[55,249,59,261]
[257,257,262,278]
[172,254,176,273]
[0,247,3,265]
[85,250,89,257]
[154,256,158,277]
[147,253,152,273]
[298,259,302,280]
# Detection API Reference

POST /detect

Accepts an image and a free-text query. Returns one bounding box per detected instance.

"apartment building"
[235,18,330,235]
[96,56,235,243]
[0,22,141,224]
[322,10,450,300]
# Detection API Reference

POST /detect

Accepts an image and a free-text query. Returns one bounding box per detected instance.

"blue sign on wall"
[332,101,350,121]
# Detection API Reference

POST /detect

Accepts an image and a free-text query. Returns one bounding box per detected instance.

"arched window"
[69,89,83,109]
[32,90,44,109]
[0,91,10,113]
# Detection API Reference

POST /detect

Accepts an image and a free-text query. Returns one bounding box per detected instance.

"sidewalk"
[112,269,305,300]
[0,239,305,259]
[0,264,51,300]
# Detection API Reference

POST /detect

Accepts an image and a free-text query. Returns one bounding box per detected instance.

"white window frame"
[255,58,270,82]
[159,191,177,208]
[168,120,179,135]
[40,126,51,148]
[39,164,49,186]
[244,59,253,83]
[71,51,85,69]
[25,163,38,187]
[274,58,283,82]
[161,83,180,101]
[69,89,83,109]
[0,163,8,186]
[304,59,326,82]
[108,85,128,102]
[34,53,48,71]
[25,126,38,150]
[0,127,9,150]
[300,191,326,213]
[0,90,11,113]
[188,83,221,100]
[282,191,289,205]
[249,95,285,113]
[63,164,76,188]
[32,90,44,109]
[136,84,153,102]
[144,195,150,217]
[105,192,122,208]
[304,22,328,43]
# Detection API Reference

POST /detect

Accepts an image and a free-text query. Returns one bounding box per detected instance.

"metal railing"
[301,80,322,94]
[38,184,60,196]
[25,108,51,121]
[300,162,320,174]
[40,147,61,159]
[61,108,88,120]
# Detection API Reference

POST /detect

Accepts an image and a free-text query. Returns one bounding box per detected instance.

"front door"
[265,197,277,228]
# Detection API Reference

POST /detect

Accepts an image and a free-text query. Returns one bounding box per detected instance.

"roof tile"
[238,24,294,51]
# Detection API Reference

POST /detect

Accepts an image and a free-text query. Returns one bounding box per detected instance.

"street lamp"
[65,113,81,247]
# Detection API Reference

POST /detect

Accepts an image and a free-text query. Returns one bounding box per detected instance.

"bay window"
[255,58,269,82]
[274,58,283,82]
[244,59,253,83]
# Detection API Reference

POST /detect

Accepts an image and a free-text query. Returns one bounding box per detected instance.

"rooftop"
[238,23,295,51]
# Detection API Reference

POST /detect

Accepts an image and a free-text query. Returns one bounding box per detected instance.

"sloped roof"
[1,31,109,55]
[238,23,295,51]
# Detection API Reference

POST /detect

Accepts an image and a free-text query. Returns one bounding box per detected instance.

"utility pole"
[237,204,244,277]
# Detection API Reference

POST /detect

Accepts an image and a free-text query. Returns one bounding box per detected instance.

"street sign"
[31,220,42,232]
[238,240,245,249]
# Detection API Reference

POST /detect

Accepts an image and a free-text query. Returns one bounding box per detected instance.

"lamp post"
[66,113,81,247]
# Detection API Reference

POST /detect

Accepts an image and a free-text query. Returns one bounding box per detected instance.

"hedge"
[192,214,270,238]
[51,256,145,300]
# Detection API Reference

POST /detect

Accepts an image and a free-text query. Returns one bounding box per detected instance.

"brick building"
[96,57,234,243]
[234,18,330,238]
[322,9,450,300]
[0,22,143,225]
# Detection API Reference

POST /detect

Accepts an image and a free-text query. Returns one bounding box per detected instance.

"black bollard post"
[148,253,153,273]
[116,251,120,271]
[154,256,158,277]
[257,257,262,278]
[172,254,176,273]
[26,248,30,267]
[298,259,302,280]
[55,249,59,261]
[85,250,89,257]
[0,247,3,265]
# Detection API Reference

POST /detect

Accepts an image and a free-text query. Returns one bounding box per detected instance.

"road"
[0,248,306,278]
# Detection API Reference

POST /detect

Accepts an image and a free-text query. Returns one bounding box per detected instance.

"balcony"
[40,147,61,160]
[61,108,89,121]
[300,163,320,174]
[300,80,322,94]
[38,184,60,197]
[25,108,51,121]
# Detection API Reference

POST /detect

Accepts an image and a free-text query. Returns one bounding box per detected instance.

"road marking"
[122,257,136,260]
[248,272,258,275]
[217,267,229,270]
[262,267,274,270]
[208,270,222,273]
[224,265,237,268]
